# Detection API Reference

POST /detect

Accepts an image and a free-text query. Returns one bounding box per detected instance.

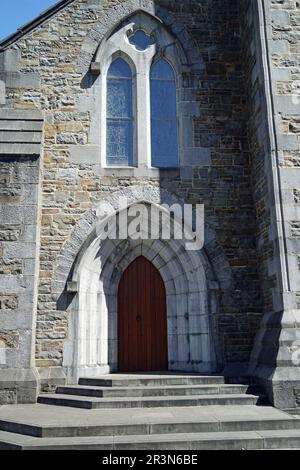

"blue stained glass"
[107,79,132,118]
[150,59,178,168]
[107,120,133,166]
[108,58,132,78]
[151,120,178,168]
[151,81,177,118]
[106,58,133,166]
[151,59,175,80]
[129,30,155,51]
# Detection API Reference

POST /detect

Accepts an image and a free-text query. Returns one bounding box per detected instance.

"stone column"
[0,109,43,404]
[245,0,300,410]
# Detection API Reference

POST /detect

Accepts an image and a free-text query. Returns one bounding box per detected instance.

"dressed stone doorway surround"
[54,186,222,384]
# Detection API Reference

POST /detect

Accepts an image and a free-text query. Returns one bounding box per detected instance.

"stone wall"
[0,0,264,382]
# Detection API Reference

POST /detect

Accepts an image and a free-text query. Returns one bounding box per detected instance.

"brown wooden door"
[118,256,168,372]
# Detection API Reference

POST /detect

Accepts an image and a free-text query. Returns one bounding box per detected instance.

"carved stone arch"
[52,186,233,295]
[93,9,189,74]
[50,186,232,382]
[76,2,200,75]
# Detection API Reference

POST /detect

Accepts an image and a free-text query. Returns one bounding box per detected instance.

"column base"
[37,367,67,393]
[251,365,300,409]
[0,368,39,404]
[248,308,300,410]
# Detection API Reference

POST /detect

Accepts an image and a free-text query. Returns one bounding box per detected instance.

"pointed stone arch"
[50,185,233,383]
[76,2,198,75]
[52,186,233,295]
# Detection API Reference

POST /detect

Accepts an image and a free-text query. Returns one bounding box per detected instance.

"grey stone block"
[69,145,100,164]
[3,242,37,260]
[274,96,300,115]
[0,72,40,90]
[0,368,39,404]
[0,206,23,223]
[271,68,291,81]
[0,109,43,120]
[0,143,42,155]
[0,120,43,131]
[37,366,66,393]
[277,134,299,151]
[0,130,42,143]
[180,166,193,180]
[20,225,38,243]
[271,10,290,29]
[0,50,20,73]
[270,40,289,53]
[183,148,211,166]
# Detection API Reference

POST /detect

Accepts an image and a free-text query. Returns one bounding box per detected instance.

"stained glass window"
[106,58,134,166]
[150,59,178,168]
[129,30,154,51]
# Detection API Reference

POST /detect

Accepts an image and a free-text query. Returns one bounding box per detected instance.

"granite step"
[55,384,249,398]
[78,374,226,388]
[0,413,299,438]
[2,429,300,450]
[0,403,299,450]
[37,393,260,409]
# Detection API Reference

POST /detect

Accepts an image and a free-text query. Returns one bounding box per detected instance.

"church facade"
[0,0,300,410]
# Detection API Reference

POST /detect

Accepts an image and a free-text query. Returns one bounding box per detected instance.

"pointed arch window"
[99,17,182,171]
[106,58,134,166]
[150,59,178,168]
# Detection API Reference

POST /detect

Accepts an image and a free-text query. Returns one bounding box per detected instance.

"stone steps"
[38,374,261,409]
[2,428,300,450]
[38,393,260,409]
[1,374,300,450]
[56,383,248,398]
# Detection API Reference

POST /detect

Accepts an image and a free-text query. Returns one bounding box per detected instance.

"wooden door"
[118,256,168,372]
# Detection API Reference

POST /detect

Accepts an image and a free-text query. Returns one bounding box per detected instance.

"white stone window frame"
[94,16,184,175]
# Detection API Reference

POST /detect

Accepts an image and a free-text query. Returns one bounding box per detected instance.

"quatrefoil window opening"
[128,29,155,51]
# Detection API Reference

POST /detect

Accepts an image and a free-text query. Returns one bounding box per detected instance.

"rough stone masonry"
[0,0,299,409]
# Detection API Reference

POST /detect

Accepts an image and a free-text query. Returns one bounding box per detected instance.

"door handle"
[136,314,142,322]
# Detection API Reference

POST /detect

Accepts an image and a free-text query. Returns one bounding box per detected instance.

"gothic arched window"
[106,58,134,166]
[150,59,178,168]
[98,15,183,171]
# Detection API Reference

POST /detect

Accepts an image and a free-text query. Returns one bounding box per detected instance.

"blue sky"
[0,0,60,40]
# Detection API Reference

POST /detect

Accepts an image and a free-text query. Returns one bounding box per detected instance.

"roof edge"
[0,0,76,52]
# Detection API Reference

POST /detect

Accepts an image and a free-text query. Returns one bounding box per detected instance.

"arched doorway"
[59,186,221,382]
[118,256,168,372]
